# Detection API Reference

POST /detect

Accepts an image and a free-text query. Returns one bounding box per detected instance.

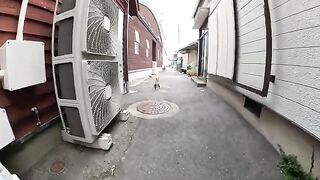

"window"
[134,30,140,55]
[146,39,150,57]
[146,39,150,49]
[134,42,140,55]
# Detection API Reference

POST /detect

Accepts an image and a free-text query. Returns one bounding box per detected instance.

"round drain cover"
[128,100,180,119]
[50,160,65,175]
[136,101,171,115]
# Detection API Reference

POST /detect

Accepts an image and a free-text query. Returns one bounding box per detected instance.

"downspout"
[16,0,29,41]
[123,0,129,93]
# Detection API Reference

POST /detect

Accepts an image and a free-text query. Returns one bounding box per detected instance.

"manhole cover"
[136,101,171,115]
[128,100,180,119]
[50,160,65,175]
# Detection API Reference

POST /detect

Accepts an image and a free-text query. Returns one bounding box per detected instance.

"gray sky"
[139,0,198,58]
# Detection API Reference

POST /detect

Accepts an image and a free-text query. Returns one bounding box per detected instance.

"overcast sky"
[139,0,198,58]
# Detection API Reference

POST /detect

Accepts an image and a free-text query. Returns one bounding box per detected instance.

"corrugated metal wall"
[0,0,60,139]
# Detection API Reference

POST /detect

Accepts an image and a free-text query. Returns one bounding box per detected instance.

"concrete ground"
[23,69,282,180]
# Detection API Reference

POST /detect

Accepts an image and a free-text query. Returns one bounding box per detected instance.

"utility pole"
[178,24,180,49]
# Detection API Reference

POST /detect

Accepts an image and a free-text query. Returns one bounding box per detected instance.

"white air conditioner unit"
[52,0,124,150]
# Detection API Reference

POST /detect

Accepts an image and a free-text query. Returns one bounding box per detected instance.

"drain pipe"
[16,0,29,41]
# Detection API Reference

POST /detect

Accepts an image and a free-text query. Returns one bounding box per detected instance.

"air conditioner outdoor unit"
[52,0,124,150]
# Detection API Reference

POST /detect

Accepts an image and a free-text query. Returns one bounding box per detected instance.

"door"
[198,21,209,79]
[152,40,156,62]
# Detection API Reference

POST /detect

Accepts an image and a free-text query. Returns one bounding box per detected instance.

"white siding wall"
[204,0,320,138]
[208,11,218,74]
[235,0,266,90]
[267,0,320,138]
[234,0,320,138]
[207,0,235,79]
[182,53,189,68]
[189,49,198,65]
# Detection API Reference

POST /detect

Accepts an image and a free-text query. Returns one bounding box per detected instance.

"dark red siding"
[114,0,127,12]
[0,0,60,139]
[127,3,163,71]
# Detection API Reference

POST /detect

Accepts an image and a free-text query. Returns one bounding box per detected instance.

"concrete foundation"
[207,78,320,177]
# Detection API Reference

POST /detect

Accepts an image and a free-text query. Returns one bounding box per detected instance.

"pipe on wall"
[16,0,29,41]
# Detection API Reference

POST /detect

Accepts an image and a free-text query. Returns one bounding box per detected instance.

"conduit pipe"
[16,0,29,41]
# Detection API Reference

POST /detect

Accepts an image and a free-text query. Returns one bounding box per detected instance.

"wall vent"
[244,97,262,117]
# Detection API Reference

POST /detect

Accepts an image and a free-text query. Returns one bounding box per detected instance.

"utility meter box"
[0,108,15,150]
[0,40,46,91]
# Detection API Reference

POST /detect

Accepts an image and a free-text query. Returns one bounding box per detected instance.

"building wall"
[207,79,320,177]
[198,0,320,175]
[189,49,198,66]
[0,0,60,140]
[139,4,162,41]
[234,0,266,90]
[127,3,163,72]
[204,0,320,141]
[182,53,189,68]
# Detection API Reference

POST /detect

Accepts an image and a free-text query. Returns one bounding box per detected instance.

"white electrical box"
[0,108,15,150]
[0,40,46,91]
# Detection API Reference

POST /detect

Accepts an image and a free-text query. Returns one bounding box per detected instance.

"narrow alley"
[23,69,281,180]
[1,0,320,179]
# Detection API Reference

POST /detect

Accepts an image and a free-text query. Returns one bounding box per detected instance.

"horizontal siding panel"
[235,0,266,91]
[237,73,264,90]
[272,0,320,22]
[272,4,320,36]
[238,5,264,28]
[239,16,265,36]
[6,94,56,126]
[0,14,52,37]
[266,92,320,138]
[13,105,59,139]
[28,0,57,12]
[269,0,290,10]
[239,51,266,64]
[0,1,54,24]
[0,81,55,107]
[271,65,320,91]
[274,26,320,49]
[269,81,320,116]
[272,48,320,67]
[238,0,252,10]
[237,63,265,76]
[239,25,265,44]
[239,0,262,19]
[239,37,266,53]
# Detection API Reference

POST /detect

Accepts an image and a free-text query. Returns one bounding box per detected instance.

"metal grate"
[87,61,120,133]
[87,0,118,55]
[50,160,65,175]
[136,101,171,115]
